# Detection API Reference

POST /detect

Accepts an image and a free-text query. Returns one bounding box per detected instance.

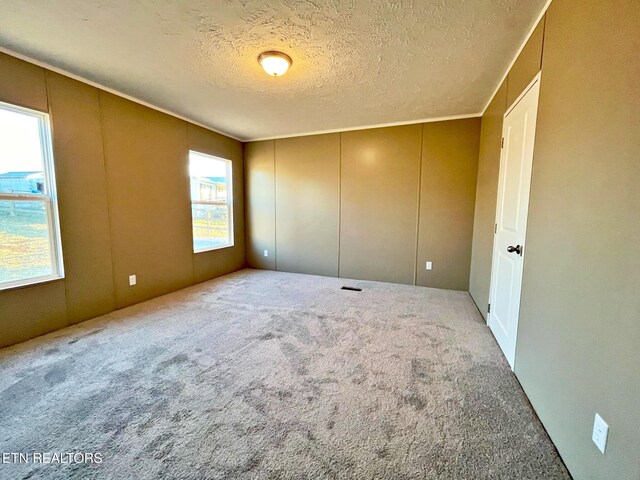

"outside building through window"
[189,151,233,252]
[0,101,64,289]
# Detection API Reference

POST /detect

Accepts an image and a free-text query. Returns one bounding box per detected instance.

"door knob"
[507,245,522,255]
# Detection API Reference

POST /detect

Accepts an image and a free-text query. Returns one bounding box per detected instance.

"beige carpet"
[0,269,569,479]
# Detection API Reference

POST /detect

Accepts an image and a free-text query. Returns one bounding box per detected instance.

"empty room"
[0,1,637,479]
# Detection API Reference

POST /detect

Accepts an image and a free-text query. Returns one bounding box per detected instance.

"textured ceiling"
[0,0,546,141]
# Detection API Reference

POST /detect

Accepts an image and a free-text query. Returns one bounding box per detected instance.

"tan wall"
[0,282,68,348]
[506,18,545,108]
[275,134,340,277]
[244,140,276,270]
[245,120,480,288]
[469,16,544,318]
[468,83,507,317]
[469,2,640,478]
[0,56,70,345]
[99,92,194,308]
[417,119,480,290]
[0,52,245,348]
[46,73,116,322]
[188,125,246,283]
[340,125,422,284]
[0,52,48,111]
[515,1,640,478]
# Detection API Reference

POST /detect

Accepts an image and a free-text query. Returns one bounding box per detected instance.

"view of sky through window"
[189,151,233,252]
[0,108,44,175]
[0,105,61,287]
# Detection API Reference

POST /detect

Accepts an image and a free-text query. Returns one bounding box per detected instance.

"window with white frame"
[0,101,64,289]
[189,151,233,252]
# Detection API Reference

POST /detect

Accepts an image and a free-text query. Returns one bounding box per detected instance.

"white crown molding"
[0,46,243,142]
[1,0,550,144]
[480,0,553,115]
[246,112,483,142]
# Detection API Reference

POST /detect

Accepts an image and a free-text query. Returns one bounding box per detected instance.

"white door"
[488,74,541,369]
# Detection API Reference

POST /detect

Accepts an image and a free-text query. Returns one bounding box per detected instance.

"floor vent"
[341,286,362,292]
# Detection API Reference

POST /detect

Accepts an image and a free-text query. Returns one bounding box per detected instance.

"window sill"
[194,243,235,254]
[0,274,65,292]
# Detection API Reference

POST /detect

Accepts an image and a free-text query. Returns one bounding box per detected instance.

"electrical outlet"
[426,261,432,270]
[129,274,137,286]
[592,413,609,454]
[263,249,269,257]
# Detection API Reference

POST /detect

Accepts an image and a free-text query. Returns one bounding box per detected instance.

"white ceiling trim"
[246,112,483,142]
[1,0,550,143]
[480,0,553,115]
[2,42,483,143]
[0,45,243,142]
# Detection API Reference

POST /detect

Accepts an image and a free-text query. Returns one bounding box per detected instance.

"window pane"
[0,200,53,283]
[0,109,46,195]
[191,204,230,251]
[189,151,233,252]
[189,153,229,202]
[190,177,228,203]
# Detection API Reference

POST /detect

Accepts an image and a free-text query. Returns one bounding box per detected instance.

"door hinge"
[494,223,497,234]
[488,303,491,313]
[501,137,504,148]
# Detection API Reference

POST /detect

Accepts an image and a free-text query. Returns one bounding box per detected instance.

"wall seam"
[505,75,510,111]
[468,115,486,297]
[272,140,277,271]
[96,91,119,310]
[186,123,196,287]
[539,15,547,70]
[413,124,425,286]
[243,144,252,268]
[241,142,248,268]
[337,132,342,278]
[464,120,482,292]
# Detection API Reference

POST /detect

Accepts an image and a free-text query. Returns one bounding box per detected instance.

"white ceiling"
[0,0,547,141]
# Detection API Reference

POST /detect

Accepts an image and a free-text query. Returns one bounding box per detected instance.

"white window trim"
[0,101,64,291]
[189,151,234,253]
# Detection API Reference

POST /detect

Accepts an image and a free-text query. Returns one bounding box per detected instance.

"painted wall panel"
[46,72,116,324]
[245,140,276,270]
[469,12,545,317]
[188,125,246,283]
[514,2,640,479]
[99,92,194,308]
[468,82,507,318]
[416,119,480,290]
[0,54,67,348]
[275,134,340,277]
[340,125,421,284]
[0,52,245,348]
[506,17,545,108]
[0,281,68,347]
[469,12,546,319]
[0,52,48,112]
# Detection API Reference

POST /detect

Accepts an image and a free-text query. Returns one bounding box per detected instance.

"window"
[189,151,233,252]
[0,101,64,289]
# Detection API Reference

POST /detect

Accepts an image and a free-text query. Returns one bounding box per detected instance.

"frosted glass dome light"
[258,51,292,77]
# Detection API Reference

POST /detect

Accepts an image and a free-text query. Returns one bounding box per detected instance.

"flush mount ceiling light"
[258,51,292,77]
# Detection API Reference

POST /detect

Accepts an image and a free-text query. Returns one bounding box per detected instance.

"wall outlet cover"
[263,250,269,257]
[592,413,609,454]
[129,274,137,286]
[426,261,433,270]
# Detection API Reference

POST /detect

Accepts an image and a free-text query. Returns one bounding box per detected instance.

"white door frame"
[487,71,542,370]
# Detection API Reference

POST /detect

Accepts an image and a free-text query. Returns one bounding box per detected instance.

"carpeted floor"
[0,269,570,479]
